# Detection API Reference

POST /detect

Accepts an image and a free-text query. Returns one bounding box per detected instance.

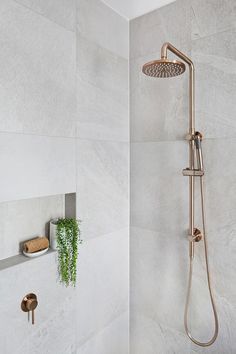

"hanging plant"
[56,218,82,287]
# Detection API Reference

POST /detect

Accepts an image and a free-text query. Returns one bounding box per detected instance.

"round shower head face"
[142,58,186,78]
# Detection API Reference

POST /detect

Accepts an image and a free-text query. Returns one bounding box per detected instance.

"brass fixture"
[21,293,38,325]
[142,42,219,347]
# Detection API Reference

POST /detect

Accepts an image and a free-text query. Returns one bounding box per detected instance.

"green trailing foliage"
[56,218,82,287]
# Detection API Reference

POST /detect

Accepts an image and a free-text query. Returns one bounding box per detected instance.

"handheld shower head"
[142,58,185,78]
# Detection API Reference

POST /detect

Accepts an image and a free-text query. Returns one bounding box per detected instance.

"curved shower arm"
[161,42,195,135]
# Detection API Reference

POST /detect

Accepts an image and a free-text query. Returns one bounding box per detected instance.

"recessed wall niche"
[0,193,76,263]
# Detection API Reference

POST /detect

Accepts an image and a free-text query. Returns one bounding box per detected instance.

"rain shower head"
[142,58,186,78]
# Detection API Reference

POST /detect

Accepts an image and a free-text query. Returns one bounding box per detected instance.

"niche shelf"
[0,192,76,271]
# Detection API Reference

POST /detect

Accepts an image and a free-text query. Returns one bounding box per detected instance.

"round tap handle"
[21,293,38,325]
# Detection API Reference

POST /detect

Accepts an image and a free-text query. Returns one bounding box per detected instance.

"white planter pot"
[49,218,59,250]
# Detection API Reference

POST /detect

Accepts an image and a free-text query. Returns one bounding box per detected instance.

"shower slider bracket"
[182,168,204,177]
[188,228,203,242]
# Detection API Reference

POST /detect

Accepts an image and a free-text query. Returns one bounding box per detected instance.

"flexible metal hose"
[184,176,219,347]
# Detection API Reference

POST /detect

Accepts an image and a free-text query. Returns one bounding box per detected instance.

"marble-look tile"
[76,229,129,347]
[130,55,188,142]
[193,139,236,305]
[0,195,64,260]
[77,33,128,107]
[77,312,129,354]
[130,0,190,60]
[130,313,190,354]
[0,0,76,137]
[130,227,188,334]
[14,0,76,31]
[76,140,129,239]
[192,30,236,139]
[131,141,189,232]
[0,251,76,354]
[77,75,128,142]
[77,0,128,59]
[188,286,236,353]
[0,132,76,202]
[28,295,77,354]
[191,0,236,40]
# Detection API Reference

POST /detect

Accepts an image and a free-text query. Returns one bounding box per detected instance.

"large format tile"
[130,227,188,333]
[131,141,188,232]
[191,0,236,40]
[0,132,76,202]
[77,34,128,107]
[0,252,76,354]
[77,312,129,354]
[196,139,236,305]
[130,313,190,354]
[77,34,128,141]
[130,0,191,143]
[192,29,236,139]
[77,140,129,240]
[130,0,190,60]
[130,55,189,142]
[0,0,76,137]
[76,229,129,347]
[0,194,64,260]
[77,73,128,142]
[14,0,76,31]
[77,0,128,59]
[189,294,236,353]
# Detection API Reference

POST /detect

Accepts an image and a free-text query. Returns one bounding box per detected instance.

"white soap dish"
[23,247,49,258]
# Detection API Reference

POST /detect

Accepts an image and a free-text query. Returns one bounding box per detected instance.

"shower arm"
[161,43,196,253]
[161,42,195,135]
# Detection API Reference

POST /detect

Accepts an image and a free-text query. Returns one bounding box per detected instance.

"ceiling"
[101,0,176,19]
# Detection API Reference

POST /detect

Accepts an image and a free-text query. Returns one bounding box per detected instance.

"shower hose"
[184,175,219,347]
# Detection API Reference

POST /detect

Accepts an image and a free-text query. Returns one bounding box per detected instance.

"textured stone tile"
[192,30,236,139]
[0,252,76,354]
[191,0,236,40]
[77,0,128,59]
[14,0,76,31]
[76,230,129,347]
[131,141,188,232]
[130,313,190,354]
[77,312,129,354]
[130,227,188,334]
[130,55,189,142]
[77,139,129,239]
[189,292,236,353]
[77,34,127,107]
[0,195,64,260]
[0,0,76,137]
[130,0,190,60]
[77,72,128,142]
[0,132,76,202]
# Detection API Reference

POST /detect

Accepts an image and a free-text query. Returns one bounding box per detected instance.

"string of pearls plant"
[56,218,82,287]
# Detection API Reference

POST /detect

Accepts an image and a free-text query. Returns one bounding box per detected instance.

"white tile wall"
[15,0,76,31]
[0,0,76,137]
[0,132,76,202]
[130,0,236,353]
[76,139,129,240]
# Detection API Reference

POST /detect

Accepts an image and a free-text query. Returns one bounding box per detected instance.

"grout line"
[13,0,75,33]
[77,310,128,349]
[76,28,129,61]
[0,130,130,144]
[99,0,130,21]
[130,136,235,144]
[191,26,236,44]
[0,129,77,140]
